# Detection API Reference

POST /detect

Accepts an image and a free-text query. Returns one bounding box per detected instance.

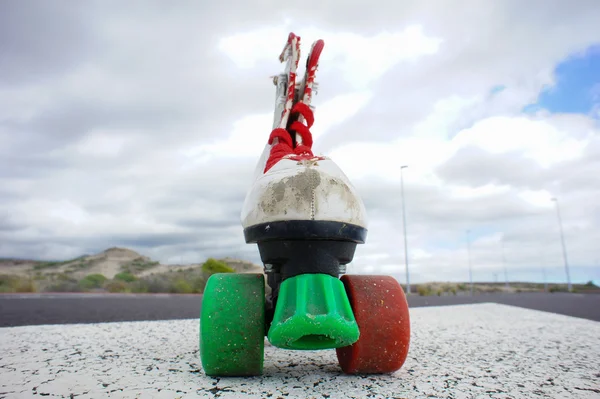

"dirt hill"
[0,248,262,280]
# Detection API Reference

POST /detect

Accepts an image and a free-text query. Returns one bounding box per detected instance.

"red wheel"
[336,275,410,374]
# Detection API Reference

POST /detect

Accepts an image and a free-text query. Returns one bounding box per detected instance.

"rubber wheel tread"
[200,273,265,376]
[336,275,410,374]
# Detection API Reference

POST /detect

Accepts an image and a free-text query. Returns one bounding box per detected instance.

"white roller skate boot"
[241,32,368,281]
[240,32,368,351]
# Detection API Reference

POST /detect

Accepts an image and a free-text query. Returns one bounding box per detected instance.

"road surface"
[0,291,598,327]
[1,303,599,398]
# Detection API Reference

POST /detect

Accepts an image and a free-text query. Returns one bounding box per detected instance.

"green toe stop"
[267,273,360,350]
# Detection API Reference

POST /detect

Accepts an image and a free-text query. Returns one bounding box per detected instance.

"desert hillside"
[136,256,262,278]
[0,247,262,279]
[1,247,156,279]
[1,249,597,295]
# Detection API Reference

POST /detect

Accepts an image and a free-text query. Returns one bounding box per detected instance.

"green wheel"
[200,273,265,376]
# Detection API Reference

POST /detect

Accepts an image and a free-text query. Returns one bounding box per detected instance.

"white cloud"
[448,184,511,200]
[184,112,273,161]
[74,130,134,158]
[1,1,600,286]
[452,116,589,167]
[312,91,373,142]
[218,25,442,89]
[518,189,554,208]
[328,111,595,187]
[184,90,374,161]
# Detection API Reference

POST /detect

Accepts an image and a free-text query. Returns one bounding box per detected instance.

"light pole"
[542,267,548,292]
[466,230,473,296]
[551,197,572,292]
[540,252,548,293]
[400,165,410,295]
[501,237,509,290]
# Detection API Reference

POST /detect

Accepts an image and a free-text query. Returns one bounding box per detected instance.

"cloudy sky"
[1,1,599,285]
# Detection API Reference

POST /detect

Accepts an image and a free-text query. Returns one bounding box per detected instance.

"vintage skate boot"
[200,32,410,377]
[242,33,366,352]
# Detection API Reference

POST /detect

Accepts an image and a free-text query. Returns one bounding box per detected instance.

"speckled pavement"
[1,303,598,399]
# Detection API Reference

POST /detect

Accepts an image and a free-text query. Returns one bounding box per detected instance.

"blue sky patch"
[524,44,600,116]
[489,84,506,95]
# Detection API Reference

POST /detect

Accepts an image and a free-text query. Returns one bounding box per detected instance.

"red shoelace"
[264,102,315,172]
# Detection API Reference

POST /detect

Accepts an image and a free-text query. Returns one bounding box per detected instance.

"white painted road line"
[1,303,599,398]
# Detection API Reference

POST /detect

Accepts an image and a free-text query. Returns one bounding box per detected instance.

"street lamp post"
[542,266,548,293]
[540,252,548,293]
[501,238,509,290]
[400,165,410,295]
[551,197,572,292]
[466,230,473,296]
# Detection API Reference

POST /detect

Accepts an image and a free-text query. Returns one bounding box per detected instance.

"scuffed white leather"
[241,157,368,229]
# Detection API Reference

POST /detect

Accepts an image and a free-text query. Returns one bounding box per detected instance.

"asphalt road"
[0,292,598,327]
